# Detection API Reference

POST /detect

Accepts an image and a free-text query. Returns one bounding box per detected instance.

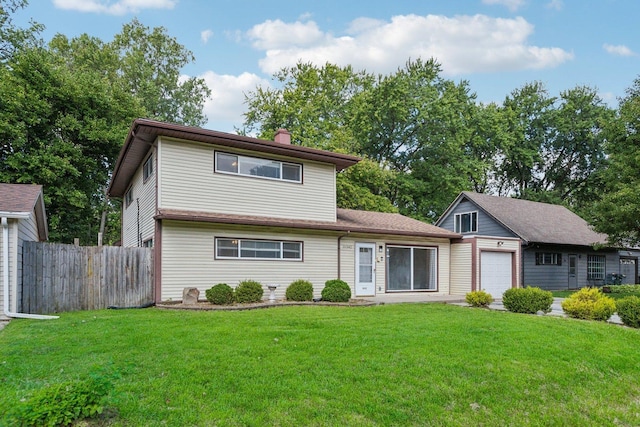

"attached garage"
[480,251,514,298]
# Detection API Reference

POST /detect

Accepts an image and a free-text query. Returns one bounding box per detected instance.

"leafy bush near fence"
[205,283,235,305]
[561,287,616,321]
[502,286,553,314]
[465,290,493,308]
[321,279,351,302]
[286,279,314,301]
[235,280,264,303]
[616,296,640,328]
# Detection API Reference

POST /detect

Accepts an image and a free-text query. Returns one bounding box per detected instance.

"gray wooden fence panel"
[21,242,153,314]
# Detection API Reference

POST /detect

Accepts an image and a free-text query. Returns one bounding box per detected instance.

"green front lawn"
[1,304,639,426]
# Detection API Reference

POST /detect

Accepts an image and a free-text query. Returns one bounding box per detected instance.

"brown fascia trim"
[155,210,460,240]
[108,118,361,197]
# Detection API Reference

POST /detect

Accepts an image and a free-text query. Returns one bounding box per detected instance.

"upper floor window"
[215,152,302,183]
[587,255,605,280]
[143,155,153,182]
[536,252,562,266]
[454,211,478,233]
[125,187,133,207]
[215,238,302,261]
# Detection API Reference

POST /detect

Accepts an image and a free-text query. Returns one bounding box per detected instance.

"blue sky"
[13,0,640,132]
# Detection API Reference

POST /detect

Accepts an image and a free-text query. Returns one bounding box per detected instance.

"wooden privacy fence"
[22,242,154,314]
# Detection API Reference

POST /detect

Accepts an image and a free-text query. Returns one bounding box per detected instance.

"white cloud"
[247,14,574,77]
[201,29,214,44]
[545,0,563,11]
[603,43,636,57]
[199,71,271,132]
[481,0,525,12]
[53,0,176,15]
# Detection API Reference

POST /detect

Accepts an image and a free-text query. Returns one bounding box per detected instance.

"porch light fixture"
[378,245,383,253]
[497,241,504,247]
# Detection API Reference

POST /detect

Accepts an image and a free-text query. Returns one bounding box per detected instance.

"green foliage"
[8,371,115,426]
[321,279,351,302]
[235,280,264,303]
[285,279,314,302]
[561,287,616,321]
[336,158,398,213]
[606,284,640,293]
[502,286,554,314]
[465,290,493,308]
[615,296,640,328]
[205,283,235,305]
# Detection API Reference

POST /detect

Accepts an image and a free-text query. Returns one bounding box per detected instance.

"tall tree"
[591,77,640,246]
[0,0,42,61]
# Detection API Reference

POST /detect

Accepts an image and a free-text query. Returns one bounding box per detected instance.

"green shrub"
[616,296,640,328]
[321,279,351,302]
[606,284,640,294]
[235,279,264,303]
[561,287,616,321]
[205,283,235,305]
[9,373,114,426]
[286,279,314,301]
[502,286,554,314]
[465,290,493,308]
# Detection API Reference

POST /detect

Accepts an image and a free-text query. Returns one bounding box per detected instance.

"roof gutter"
[2,217,58,320]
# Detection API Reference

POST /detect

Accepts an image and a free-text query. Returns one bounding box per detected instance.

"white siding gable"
[122,149,157,247]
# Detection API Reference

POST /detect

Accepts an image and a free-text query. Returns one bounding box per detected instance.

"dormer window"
[454,211,478,234]
[215,152,302,183]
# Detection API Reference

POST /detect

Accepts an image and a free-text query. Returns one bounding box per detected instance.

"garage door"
[480,251,513,298]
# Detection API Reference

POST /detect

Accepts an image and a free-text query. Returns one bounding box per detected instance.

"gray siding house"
[437,192,620,291]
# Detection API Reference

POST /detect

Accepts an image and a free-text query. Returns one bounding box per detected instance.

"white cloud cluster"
[199,71,271,132]
[201,29,214,44]
[603,43,636,57]
[481,0,525,12]
[246,14,574,77]
[53,0,176,15]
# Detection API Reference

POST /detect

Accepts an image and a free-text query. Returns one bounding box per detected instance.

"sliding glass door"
[387,246,437,291]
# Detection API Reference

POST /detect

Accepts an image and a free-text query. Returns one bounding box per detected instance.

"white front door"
[355,243,376,296]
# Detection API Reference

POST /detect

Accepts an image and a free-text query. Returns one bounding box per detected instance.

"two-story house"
[437,191,622,291]
[108,119,476,303]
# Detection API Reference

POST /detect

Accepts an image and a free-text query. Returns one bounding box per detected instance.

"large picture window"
[215,152,302,183]
[587,255,605,280]
[387,246,437,291]
[454,211,478,233]
[215,238,302,261]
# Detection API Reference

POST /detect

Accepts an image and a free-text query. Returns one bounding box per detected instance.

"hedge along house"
[107,119,464,303]
[0,184,49,319]
[437,191,617,291]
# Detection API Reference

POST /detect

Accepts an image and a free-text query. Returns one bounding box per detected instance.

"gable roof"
[438,191,607,247]
[108,119,361,198]
[156,208,459,239]
[0,184,48,241]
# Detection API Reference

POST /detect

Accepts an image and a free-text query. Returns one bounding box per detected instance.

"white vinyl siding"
[160,221,338,301]
[122,148,156,247]
[449,243,472,296]
[0,219,19,317]
[158,138,337,222]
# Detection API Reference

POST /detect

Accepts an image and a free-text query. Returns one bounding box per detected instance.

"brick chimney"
[274,128,291,145]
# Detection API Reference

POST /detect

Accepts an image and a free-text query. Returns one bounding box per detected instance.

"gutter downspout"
[337,231,350,280]
[2,217,58,320]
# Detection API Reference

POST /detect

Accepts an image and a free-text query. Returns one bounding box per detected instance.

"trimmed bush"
[465,290,493,308]
[321,279,351,302]
[502,286,553,314]
[606,284,640,294]
[616,296,640,328]
[561,287,616,321]
[235,279,264,303]
[205,283,235,305]
[286,279,314,301]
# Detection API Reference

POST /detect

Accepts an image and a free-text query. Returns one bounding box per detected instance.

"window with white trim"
[142,238,153,248]
[143,155,153,182]
[215,238,302,260]
[535,252,562,266]
[125,187,133,207]
[454,211,478,233]
[215,152,302,183]
[587,255,605,280]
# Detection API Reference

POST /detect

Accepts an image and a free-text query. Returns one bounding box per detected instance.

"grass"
[1,304,640,426]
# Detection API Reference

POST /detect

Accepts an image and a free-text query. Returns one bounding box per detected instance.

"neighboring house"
[0,184,48,319]
[437,191,619,291]
[108,119,473,303]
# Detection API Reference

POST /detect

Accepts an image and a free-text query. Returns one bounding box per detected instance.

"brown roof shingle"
[457,191,607,246]
[0,184,43,213]
[156,208,459,239]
